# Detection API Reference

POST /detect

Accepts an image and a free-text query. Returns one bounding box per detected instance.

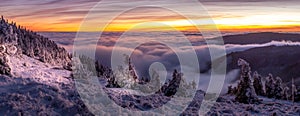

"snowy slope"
[207,95,300,116]
[0,54,92,115]
[0,47,299,115]
[8,55,71,87]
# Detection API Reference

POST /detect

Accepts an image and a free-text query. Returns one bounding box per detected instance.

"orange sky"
[1,0,300,32]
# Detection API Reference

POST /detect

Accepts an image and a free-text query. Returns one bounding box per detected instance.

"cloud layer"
[40,32,300,92]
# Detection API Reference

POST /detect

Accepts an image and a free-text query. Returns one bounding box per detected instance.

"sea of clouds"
[39,32,300,93]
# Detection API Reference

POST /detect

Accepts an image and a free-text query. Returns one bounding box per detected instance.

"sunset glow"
[1,0,300,32]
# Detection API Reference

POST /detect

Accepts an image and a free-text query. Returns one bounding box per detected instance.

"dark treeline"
[228,58,300,103]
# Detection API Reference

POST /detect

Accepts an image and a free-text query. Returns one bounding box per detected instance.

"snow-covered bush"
[0,54,11,75]
[6,44,17,55]
[113,65,136,88]
[0,45,6,54]
[113,55,137,88]
[176,74,196,97]
[133,69,162,93]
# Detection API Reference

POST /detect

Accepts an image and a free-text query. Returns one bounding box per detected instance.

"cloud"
[225,40,300,53]
[199,0,299,2]
[41,31,300,92]
[198,69,240,94]
[43,32,300,77]
[2,0,300,31]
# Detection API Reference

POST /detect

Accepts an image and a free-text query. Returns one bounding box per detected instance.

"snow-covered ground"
[0,55,92,115]
[0,54,299,115]
[8,55,71,87]
[97,88,300,115]
[207,95,300,116]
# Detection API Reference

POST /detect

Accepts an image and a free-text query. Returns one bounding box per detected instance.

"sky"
[1,0,300,32]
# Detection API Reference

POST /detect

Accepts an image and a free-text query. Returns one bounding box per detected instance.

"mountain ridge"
[220,32,300,45]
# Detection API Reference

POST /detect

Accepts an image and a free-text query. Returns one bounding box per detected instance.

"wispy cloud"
[1,0,300,31]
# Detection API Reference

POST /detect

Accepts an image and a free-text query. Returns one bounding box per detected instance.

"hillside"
[0,16,93,115]
[226,45,300,84]
[221,32,300,45]
[0,16,71,73]
[0,55,92,115]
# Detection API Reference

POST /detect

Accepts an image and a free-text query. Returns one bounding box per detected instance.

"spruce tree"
[227,85,233,94]
[291,78,297,103]
[157,69,182,97]
[265,74,275,98]
[235,59,259,104]
[253,71,265,96]
[274,77,283,99]
[282,87,290,100]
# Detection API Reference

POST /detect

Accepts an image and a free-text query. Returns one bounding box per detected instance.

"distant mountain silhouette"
[207,32,300,85]
[226,45,300,85]
[221,32,300,44]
